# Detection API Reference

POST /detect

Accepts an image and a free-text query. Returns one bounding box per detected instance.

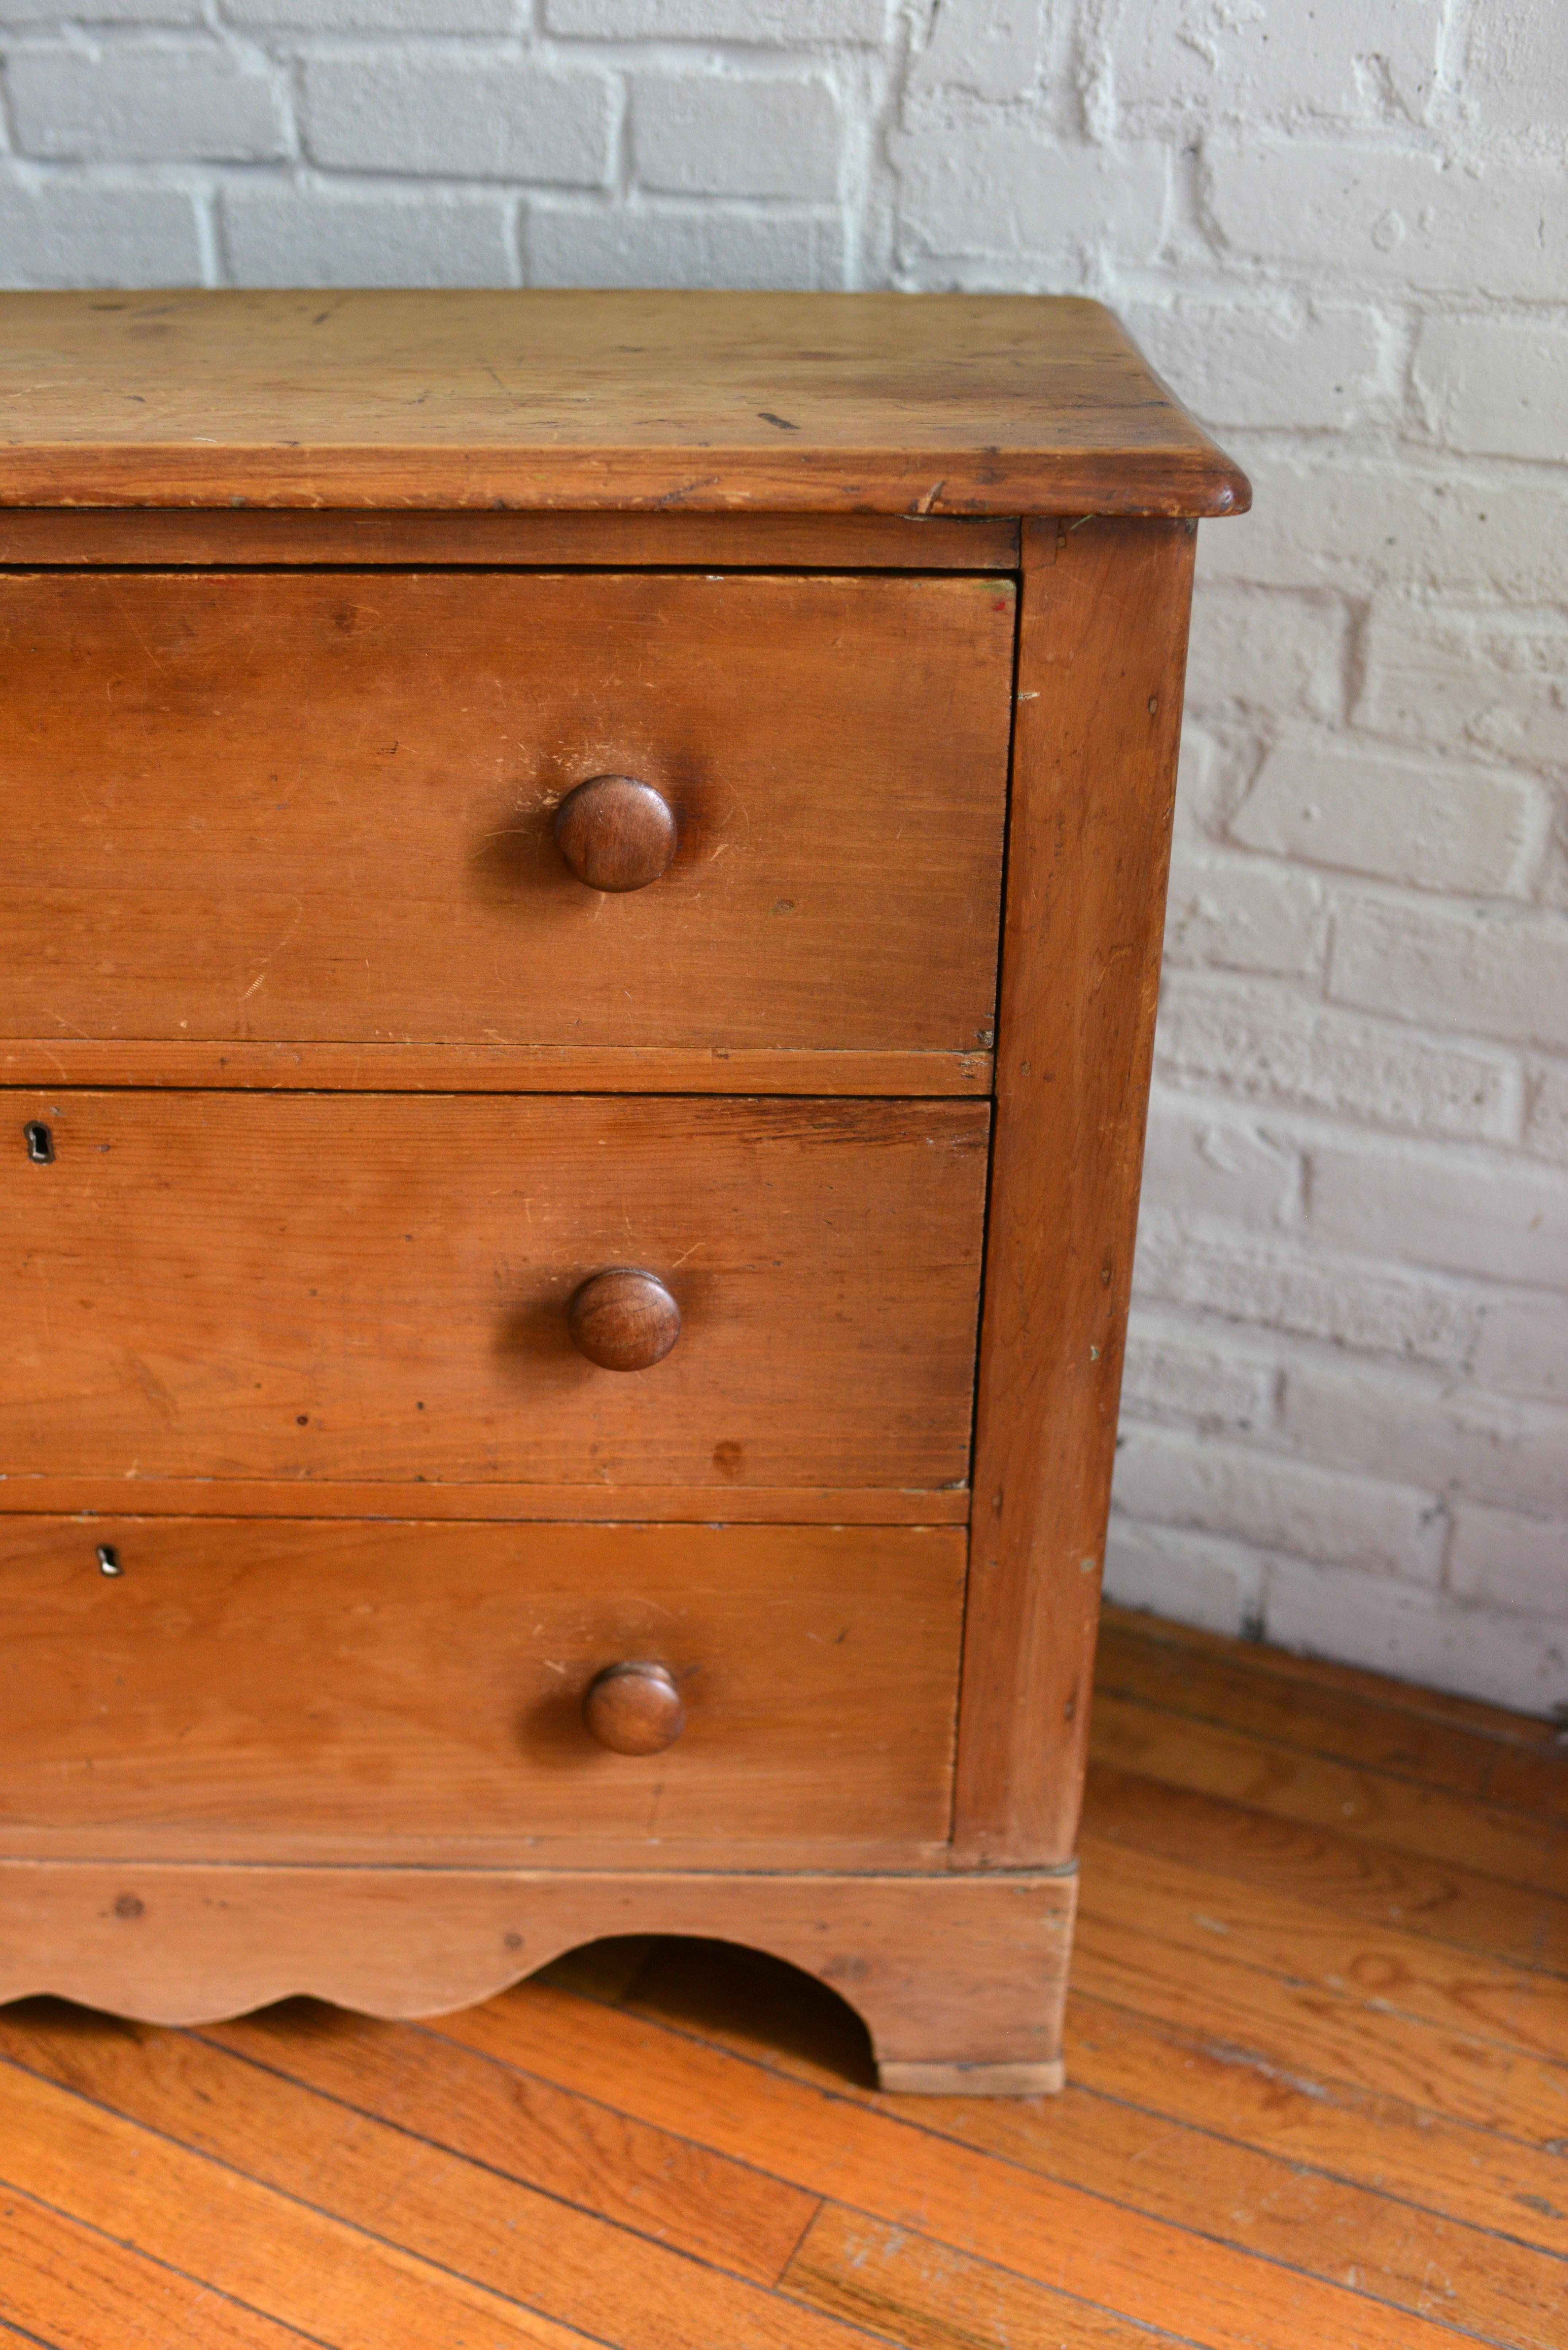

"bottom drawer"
[0,1518,965,1869]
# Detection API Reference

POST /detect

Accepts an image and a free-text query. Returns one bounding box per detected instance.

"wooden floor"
[2,1604,1564,2350]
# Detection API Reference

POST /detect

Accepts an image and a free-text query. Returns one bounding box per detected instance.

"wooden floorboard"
[1088,1687,1565,1896]
[1093,1620,1568,1829]
[0,2185,329,2350]
[1095,1608,1568,1761]
[3,1604,1565,2349]
[1076,1830,1568,2061]
[202,1997,820,2283]
[439,1966,1460,2350]
[1082,1760,1568,1978]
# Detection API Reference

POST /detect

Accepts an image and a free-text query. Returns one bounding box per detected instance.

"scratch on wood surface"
[238,898,304,1004]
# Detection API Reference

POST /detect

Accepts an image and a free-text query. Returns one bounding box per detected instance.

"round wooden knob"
[567,1268,681,1371]
[554,775,677,893]
[583,1661,687,1756]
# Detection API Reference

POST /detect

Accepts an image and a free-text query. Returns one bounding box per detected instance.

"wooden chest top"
[0,288,1249,517]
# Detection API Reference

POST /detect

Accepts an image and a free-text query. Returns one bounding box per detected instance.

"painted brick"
[223,186,513,288]
[1156,972,1522,1145]
[302,55,613,186]
[1538,825,1568,919]
[1169,722,1241,847]
[1114,0,1443,125]
[1473,1292,1568,1407]
[0,177,202,284]
[0,0,202,17]
[1119,299,1385,434]
[1448,1502,1568,1619]
[1132,1212,1478,1369]
[1356,604,1568,779]
[1121,1310,1277,1433]
[893,130,1167,263]
[1200,447,1568,606]
[905,0,1044,104]
[1464,2,1568,135]
[1103,1514,1263,1639]
[632,74,839,202]
[1138,1091,1300,1227]
[1111,1422,1444,1583]
[1413,315,1568,466]
[229,0,512,26]
[1204,144,1567,301]
[1328,895,1568,1054]
[1184,587,1348,723]
[1164,849,1327,983]
[1309,1135,1568,1290]
[7,42,288,164]
[1525,1060,1568,1166]
[528,204,845,292]
[1536,844,1568,921]
[546,0,885,37]
[1231,744,1547,899]
[1280,1358,1568,1515]
[1261,1562,1568,1714]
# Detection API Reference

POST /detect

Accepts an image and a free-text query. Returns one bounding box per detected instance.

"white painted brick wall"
[1357,604,1568,777]
[301,54,614,182]
[1231,744,1548,898]
[0,1,1562,1711]
[8,42,290,163]
[631,71,841,200]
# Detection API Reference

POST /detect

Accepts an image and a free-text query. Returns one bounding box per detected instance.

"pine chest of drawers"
[0,291,1245,2092]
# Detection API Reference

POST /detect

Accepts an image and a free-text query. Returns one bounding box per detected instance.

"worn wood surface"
[953,518,1196,1867]
[0,1091,988,1492]
[0,567,1010,1063]
[0,291,1250,516]
[0,506,1021,568]
[0,1519,965,1869]
[0,1610,1559,2347]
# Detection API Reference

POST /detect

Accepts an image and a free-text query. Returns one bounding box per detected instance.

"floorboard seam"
[0,2171,343,2350]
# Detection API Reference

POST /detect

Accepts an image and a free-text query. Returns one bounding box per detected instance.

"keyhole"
[97,1544,123,1578]
[24,1121,54,1164]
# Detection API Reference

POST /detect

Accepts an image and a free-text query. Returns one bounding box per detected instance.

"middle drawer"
[3,1090,989,1496]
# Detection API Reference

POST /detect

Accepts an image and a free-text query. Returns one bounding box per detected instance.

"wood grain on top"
[0,289,1250,516]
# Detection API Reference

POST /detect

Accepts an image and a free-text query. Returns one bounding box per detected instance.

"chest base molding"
[0,1861,1074,2095]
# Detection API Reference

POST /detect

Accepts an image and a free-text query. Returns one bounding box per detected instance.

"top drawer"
[0,568,1012,1073]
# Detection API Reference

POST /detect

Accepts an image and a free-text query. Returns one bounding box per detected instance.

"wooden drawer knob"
[583,1661,687,1756]
[567,1267,681,1371]
[554,774,677,893]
